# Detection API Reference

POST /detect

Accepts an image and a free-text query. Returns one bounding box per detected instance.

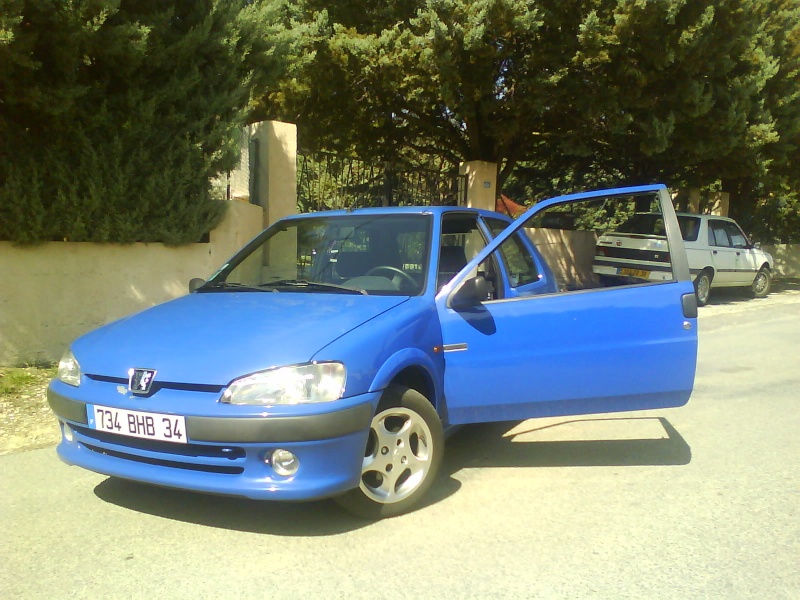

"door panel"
[727,222,759,283]
[438,283,697,424]
[736,250,760,283]
[707,221,738,284]
[436,184,697,425]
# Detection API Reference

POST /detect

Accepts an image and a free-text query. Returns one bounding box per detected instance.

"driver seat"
[437,245,468,291]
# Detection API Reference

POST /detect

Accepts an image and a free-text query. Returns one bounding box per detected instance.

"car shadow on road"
[93,416,690,534]
[449,416,690,469]
[424,416,691,505]
[705,277,800,306]
[93,477,371,536]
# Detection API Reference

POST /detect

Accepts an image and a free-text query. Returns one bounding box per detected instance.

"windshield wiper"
[267,279,367,295]
[197,282,273,293]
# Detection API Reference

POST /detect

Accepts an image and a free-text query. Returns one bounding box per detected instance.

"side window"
[484,217,508,238]
[710,222,731,247]
[439,214,500,296]
[678,216,701,242]
[523,192,674,293]
[725,222,748,248]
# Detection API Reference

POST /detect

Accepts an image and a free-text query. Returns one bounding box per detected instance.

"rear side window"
[482,217,540,288]
[678,216,701,242]
[495,232,540,288]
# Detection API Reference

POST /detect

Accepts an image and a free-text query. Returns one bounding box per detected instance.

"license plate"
[88,404,187,444]
[618,267,651,279]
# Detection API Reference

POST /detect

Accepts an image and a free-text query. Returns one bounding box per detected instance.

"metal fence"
[297,150,466,212]
[211,129,259,205]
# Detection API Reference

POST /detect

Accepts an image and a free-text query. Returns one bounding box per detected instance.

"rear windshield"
[617,213,700,242]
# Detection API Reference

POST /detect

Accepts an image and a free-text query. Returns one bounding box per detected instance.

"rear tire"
[334,385,443,519]
[694,271,712,306]
[750,267,771,298]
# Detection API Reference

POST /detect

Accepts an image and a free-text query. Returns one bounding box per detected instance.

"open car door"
[435,184,698,425]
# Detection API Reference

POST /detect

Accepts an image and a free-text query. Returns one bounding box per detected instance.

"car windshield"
[203,213,432,296]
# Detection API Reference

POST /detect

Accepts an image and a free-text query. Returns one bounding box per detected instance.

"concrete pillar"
[708,191,729,216]
[459,161,497,212]
[244,121,299,277]
[249,120,298,228]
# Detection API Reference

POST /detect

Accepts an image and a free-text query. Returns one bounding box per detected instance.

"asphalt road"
[2,285,799,599]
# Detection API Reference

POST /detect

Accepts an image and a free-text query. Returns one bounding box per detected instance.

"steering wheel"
[365,266,417,291]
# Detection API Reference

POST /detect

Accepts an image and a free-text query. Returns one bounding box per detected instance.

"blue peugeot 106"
[48,184,698,518]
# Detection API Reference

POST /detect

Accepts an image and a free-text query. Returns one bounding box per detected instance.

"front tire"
[750,267,771,298]
[335,386,443,519]
[694,271,712,306]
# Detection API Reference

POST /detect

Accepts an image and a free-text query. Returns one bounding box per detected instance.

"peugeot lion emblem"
[128,368,157,395]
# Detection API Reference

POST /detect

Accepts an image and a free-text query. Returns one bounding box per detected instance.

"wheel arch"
[696,266,715,281]
[388,367,436,406]
[369,348,442,410]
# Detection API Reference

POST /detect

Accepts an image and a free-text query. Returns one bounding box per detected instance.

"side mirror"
[449,276,490,310]
[189,278,206,293]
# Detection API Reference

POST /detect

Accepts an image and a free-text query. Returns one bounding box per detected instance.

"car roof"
[281,205,513,221]
[675,212,737,223]
[636,211,737,223]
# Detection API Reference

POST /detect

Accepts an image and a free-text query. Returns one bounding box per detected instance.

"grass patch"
[0,366,57,397]
[1,365,60,454]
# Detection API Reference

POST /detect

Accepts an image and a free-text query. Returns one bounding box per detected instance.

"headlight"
[220,362,346,405]
[57,349,81,387]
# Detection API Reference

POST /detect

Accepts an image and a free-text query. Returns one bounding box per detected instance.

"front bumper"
[48,385,376,501]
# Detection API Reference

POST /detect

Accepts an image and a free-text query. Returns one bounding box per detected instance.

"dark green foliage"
[263,0,800,242]
[0,0,289,244]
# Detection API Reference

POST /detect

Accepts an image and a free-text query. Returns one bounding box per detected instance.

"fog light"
[63,423,74,442]
[270,449,299,477]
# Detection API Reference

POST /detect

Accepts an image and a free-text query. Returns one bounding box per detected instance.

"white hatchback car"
[593,212,774,305]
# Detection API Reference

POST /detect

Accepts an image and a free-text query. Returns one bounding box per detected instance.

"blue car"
[48,184,698,518]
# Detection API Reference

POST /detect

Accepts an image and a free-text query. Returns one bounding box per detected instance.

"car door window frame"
[709,221,732,247]
[443,185,690,309]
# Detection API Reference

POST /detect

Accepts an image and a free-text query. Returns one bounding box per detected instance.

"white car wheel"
[751,268,771,298]
[694,272,712,306]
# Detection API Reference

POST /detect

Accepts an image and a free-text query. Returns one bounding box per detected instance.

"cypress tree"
[0,0,276,244]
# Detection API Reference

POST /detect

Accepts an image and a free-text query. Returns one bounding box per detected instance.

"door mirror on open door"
[449,276,490,309]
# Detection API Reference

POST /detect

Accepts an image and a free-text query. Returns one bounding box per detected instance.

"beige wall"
[764,244,800,278]
[1,201,264,366]
[527,228,599,291]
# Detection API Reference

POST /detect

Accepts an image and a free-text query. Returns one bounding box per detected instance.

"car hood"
[72,292,408,385]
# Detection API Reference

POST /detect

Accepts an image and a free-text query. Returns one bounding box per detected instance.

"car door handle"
[712,250,718,254]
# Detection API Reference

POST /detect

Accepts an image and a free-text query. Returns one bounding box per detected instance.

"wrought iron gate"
[297,150,466,212]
